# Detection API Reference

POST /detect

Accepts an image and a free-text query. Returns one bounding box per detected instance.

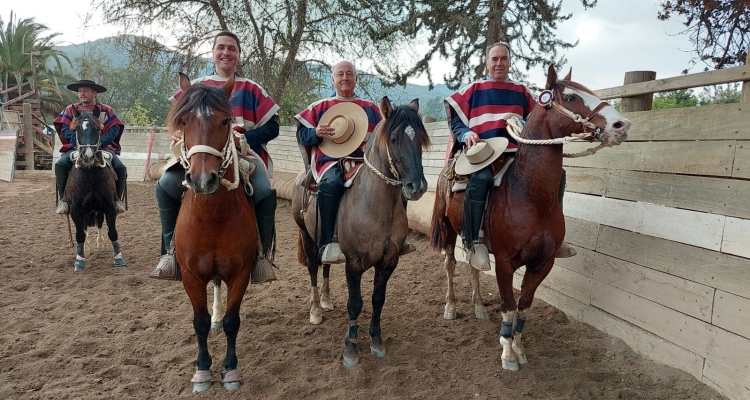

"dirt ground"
[0,171,724,399]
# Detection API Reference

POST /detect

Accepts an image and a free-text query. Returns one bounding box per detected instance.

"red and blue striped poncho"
[54,102,124,155]
[445,79,536,150]
[170,74,280,167]
[294,96,381,179]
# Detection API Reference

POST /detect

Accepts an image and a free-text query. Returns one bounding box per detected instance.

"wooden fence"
[49,63,749,400]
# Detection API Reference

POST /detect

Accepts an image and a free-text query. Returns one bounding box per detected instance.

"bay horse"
[64,106,126,271]
[292,98,430,367]
[170,73,255,392]
[429,65,631,371]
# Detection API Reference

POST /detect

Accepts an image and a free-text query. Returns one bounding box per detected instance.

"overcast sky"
[8,0,698,91]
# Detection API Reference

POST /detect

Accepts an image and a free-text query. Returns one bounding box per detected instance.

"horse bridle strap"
[178,128,240,190]
[550,100,607,140]
[364,152,401,186]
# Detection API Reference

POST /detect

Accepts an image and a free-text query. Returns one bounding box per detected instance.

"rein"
[363,122,401,186]
[505,95,610,158]
[178,126,240,190]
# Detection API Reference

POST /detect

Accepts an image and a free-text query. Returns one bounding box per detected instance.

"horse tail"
[296,230,307,266]
[429,176,449,251]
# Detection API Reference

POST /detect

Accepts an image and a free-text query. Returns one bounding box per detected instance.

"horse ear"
[222,74,235,99]
[380,96,393,120]
[563,67,572,81]
[545,64,558,90]
[178,72,191,93]
[71,105,80,118]
[409,98,420,113]
[92,105,101,118]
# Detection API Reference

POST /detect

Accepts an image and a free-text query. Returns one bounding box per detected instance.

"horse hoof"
[516,354,528,364]
[502,359,520,371]
[192,381,212,392]
[223,381,241,391]
[443,308,456,320]
[370,345,387,358]
[113,257,126,268]
[211,321,222,330]
[74,261,86,271]
[342,355,360,368]
[310,310,323,325]
[475,310,488,320]
[321,302,334,312]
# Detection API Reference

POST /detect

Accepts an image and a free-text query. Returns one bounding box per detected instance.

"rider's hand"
[170,130,183,147]
[316,124,334,138]
[464,132,480,148]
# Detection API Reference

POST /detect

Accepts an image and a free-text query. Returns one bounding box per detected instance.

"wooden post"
[620,71,656,112]
[22,102,34,171]
[742,52,750,103]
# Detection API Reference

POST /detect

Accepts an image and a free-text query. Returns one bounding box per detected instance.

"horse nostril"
[613,121,623,129]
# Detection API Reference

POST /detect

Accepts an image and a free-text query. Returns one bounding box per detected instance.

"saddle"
[299,156,364,194]
[442,152,516,193]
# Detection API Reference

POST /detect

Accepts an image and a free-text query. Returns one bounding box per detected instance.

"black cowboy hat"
[66,79,107,93]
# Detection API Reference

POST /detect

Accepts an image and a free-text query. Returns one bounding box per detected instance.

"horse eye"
[222,119,232,127]
[180,118,187,127]
[565,94,578,102]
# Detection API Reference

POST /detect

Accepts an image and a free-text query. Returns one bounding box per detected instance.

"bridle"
[363,121,402,186]
[177,123,240,191]
[73,115,106,168]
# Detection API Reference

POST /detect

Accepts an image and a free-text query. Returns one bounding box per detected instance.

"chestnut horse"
[170,73,255,392]
[64,106,126,271]
[429,65,631,370]
[292,98,430,367]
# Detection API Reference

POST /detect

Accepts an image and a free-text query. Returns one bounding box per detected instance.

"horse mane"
[167,83,233,131]
[372,105,432,152]
[69,111,103,131]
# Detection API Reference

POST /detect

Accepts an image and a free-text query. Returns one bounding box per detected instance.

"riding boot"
[55,164,70,214]
[251,189,277,284]
[115,178,127,214]
[400,197,416,255]
[318,191,345,264]
[463,197,491,271]
[150,184,182,281]
[555,170,577,258]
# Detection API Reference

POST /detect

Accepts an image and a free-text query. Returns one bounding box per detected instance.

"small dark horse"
[64,106,126,271]
[430,65,631,370]
[170,73,255,392]
[293,98,430,367]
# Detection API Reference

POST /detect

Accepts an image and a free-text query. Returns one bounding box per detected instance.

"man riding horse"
[294,60,415,265]
[149,31,280,283]
[54,79,127,215]
[445,42,576,272]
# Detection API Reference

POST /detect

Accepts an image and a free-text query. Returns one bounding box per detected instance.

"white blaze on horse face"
[194,104,214,120]
[562,87,630,141]
[404,125,416,141]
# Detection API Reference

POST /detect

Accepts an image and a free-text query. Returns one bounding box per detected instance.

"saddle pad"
[343,162,363,188]
[451,157,515,192]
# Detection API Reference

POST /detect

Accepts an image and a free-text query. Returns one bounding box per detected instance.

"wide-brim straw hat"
[318,102,369,158]
[67,79,107,93]
[454,137,509,175]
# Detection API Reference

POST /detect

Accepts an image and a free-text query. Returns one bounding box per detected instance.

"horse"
[292,97,430,367]
[170,72,255,392]
[64,106,126,271]
[429,65,631,371]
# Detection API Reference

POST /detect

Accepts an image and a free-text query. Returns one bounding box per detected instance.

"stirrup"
[150,253,181,281]
[555,241,577,258]
[467,243,491,271]
[116,201,126,214]
[399,238,416,255]
[320,243,346,264]
[251,258,277,284]
[56,201,70,215]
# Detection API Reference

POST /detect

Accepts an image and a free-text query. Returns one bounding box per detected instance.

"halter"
[178,125,240,190]
[505,87,611,158]
[363,121,402,186]
[73,116,106,168]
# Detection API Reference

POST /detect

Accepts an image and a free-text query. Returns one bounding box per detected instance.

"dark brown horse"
[292,98,430,367]
[429,65,631,370]
[65,107,126,270]
[170,73,255,392]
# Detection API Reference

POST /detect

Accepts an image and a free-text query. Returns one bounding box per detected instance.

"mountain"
[54,36,454,119]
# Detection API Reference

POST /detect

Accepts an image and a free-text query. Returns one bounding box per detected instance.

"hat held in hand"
[318,102,369,158]
[454,137,509,175]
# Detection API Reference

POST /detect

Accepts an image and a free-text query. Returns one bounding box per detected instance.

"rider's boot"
[150,184,182,281]
[115,178,127,214]
[400,197,416,255]
[463,197,491,271]
[318,191,345,264]
[55,164,70,214]
[555,169,577,258]
[251,189,277,284]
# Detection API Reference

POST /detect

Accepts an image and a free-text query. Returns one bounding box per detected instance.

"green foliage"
[422,96,448,121]
[651,89,698,110]
[120,101,157,126]
[698,83,741,105]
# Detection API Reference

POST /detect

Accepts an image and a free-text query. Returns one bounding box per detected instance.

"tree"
[652,89,699,109]
[0,11,73,117]
[658,0,749,70]
[90,0,411,122]
[698,83,741,105]
[370,0,598,90]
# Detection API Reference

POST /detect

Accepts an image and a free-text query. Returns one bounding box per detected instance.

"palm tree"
[0,11,73,117]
